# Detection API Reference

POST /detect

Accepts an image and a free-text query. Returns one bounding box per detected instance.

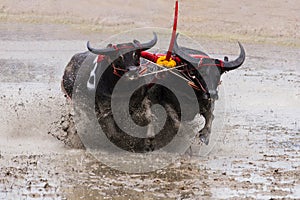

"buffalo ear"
[133,40,141,45]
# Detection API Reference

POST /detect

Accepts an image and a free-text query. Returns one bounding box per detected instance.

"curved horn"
[87,41,116,55]
[134,32,158,51]
[223,42,245,71]
[87,32,157,55]
[173,34,200,65]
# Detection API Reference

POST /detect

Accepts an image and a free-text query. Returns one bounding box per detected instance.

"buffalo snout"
[125,66,140,80]
[208,90,219,100]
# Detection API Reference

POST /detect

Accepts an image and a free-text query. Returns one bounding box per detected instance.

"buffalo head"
[86,33,157,84]
[173,34,245,100]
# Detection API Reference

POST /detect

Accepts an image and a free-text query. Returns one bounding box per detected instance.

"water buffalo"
[61,33,162,152]
[163,34,246,144]
[136,34,245,146]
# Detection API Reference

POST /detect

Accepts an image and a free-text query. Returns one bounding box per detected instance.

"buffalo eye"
[132,52,139,59]
[132,52,140,65]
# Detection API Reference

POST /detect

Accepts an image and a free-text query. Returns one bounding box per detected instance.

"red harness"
[140,51,223,92]
[96,51,223,93]
[96,54,129,78]
[112,63,128,77]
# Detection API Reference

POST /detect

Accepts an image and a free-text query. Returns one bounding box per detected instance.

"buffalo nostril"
[125,71,138,80]
[128,66,138,72]
[208,90,219,100]
[203,93,209,99]
[125,66,140,80]
[213,94,219,100]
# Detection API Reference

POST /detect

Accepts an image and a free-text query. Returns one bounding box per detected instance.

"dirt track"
[0,0,299,199]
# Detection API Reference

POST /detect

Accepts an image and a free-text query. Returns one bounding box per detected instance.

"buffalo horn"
[173,34,200,65]
[134,32,158,51]
[87,32,157,55]
[223,42,245,71]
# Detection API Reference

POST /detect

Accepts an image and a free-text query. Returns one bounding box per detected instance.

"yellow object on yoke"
[156,56,177,68]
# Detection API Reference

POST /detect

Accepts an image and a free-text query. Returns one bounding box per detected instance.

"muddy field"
[0,0,299,199]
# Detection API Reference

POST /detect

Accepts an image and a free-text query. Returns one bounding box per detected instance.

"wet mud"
[0,0,299,199]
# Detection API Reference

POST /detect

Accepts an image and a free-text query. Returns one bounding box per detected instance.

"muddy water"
[0,24,299,199]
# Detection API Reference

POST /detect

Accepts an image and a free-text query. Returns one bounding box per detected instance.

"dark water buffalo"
[62,33,162,152]
[168,35,246,144]
[136,35,245,146]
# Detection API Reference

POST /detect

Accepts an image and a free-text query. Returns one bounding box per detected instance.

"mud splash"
[0,8,299,197]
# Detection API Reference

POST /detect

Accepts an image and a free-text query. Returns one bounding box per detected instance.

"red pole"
[166,0,179,61]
